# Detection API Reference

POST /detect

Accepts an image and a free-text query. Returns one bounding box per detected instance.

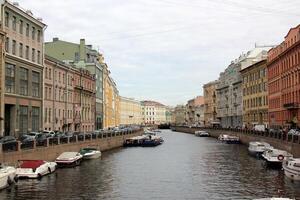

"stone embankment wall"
[0,131,142,165]
[172,126,300,157]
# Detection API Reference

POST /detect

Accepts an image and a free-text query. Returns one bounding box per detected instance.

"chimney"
[79,39,86,61]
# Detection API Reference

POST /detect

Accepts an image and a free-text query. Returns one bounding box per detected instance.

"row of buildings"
[173,24,300,129]
[173,24,300,130]
[173,96,205,126]
[0,1,173,138]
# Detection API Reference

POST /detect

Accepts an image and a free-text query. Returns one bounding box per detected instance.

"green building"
[45,38,103,129]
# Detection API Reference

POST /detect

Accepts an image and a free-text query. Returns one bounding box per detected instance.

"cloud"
[18,0,300,106]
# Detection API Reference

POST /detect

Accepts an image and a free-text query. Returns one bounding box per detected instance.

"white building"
[141,101,167,125]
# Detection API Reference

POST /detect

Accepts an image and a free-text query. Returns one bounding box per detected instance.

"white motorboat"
[0,165,17,190]
[248,141,272,157]
[16,160,57,179]
[218,134,240,144]
[283,158,300,181]
[79,148,101,159]
[55,152,83,167]
[144,130,156,135]
[195,131,210,137]
[262,148,293,168]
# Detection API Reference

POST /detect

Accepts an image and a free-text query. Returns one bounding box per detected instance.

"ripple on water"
[0,130,300,200]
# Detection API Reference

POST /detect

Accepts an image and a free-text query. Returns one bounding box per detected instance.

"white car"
[16,160,57,179]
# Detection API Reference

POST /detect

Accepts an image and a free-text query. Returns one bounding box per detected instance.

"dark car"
[0,136,18,151]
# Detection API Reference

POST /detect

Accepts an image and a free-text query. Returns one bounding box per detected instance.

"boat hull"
[248,149,263,158]
[225,140,240,144]
[263,160,283,168]
[83,152,101,160]
[0,167,17,190]
[56,158,82,168]
[283,166,300,181]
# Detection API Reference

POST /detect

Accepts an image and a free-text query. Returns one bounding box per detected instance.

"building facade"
[2,1,46,137]
[44,56,75,132]
[141,100,166,125]
[203,80,218,126]
[241,59,268,128]
[73,68,96,132]
[185,96,204,126]
[268,25,300,128]
[216,46,271,128]
[173,105,186,125]
[120,96,142,125]
[102,62,120,128]
[45,38,103,129]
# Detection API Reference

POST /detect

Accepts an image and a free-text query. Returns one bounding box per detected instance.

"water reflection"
[0,130,299,200]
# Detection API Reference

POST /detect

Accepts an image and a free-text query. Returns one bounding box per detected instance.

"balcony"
[283,102,299,110]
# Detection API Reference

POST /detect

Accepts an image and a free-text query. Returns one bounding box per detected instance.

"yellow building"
[120,96,142,125]
[203,80,219,126]
[101,58,120,129]
[241,59,268,128]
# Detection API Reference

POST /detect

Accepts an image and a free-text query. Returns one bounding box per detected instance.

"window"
[49,68,51,80]
[37,30,41,42]
[48,108,51,123]
[12,16,16,30]
[5,12,9,27]
[19,67,28,96]
[5,37,9,52]
[32,48,35,62]
[26,23,29,37]
[49,87,52,99]
[32,27,35,40]
[5,63,15,93]
[32,71,40,97]
[19,43,23,58]
[19,106,28,134]
[25,46,29,59]
[37,51,41,64]
[19,20,23,34]
[32,107,40,131]
[12,40,16,55]
[44,108,47,123]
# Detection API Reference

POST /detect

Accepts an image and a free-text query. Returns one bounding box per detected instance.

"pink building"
[44,56,96,132]
[73,68,96,132]
[44,56,75,132]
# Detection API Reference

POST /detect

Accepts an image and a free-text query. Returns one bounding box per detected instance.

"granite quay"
[171,126,300,157]
[0,128,143,165]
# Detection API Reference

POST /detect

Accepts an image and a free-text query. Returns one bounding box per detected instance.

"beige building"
[174,105,186,125]
[101,57,120,128]
[186,96,204,126]
[241,59,268,128]
[203,80,218,126]
[141,100,166,125]
[2,1,46,137]
[120,96,142,125]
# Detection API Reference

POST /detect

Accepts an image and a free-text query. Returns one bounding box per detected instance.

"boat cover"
[20,160,45,169]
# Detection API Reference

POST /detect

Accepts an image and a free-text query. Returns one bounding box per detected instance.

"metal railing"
[1,128,143,153]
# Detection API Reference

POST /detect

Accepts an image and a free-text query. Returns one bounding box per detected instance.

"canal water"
[1,130,300,200]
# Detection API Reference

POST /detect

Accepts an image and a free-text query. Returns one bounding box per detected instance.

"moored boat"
[55,152,83,167]
[248,141,272,157]
[0,165,17,190]
[16,160,57,179]
[123,135,148,147]
[283,158,300,181]
[262,148,293,168]
[195,131,210,137]
[79,148,101,159]
[141,135,163,147]
[218,134,240,144]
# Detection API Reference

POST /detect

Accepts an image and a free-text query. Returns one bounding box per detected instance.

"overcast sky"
[18,0,300,106]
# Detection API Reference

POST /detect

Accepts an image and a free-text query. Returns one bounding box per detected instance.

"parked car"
[0,136,18,151]
[42,130,55,138]
[288,129,300,136]
[0,136,17,145]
